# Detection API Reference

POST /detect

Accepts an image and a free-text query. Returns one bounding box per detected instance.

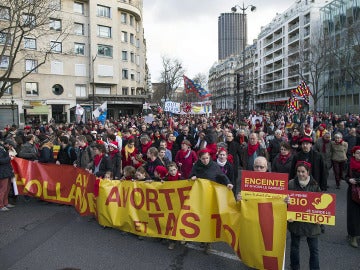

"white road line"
[185,243,241,261]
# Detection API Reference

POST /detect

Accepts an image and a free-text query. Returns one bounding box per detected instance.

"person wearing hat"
[287,161,322,270]
[38,135,55,163]
[108,141,121,179]
[153,165,168,182]
[290,136,327,191]
[315,123,328,142]
[174,140,197,179]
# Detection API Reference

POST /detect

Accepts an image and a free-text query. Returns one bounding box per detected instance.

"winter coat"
[92,154,112,178]
[190,160,231,186]
[287,176,322,237]
[271,153,293,176]
[38,143,55,163]
[18,142,38,161]
[0,145,14,179]
[109,151,121,179]
[330,141,348,162]
[76,146,93,169]
[290,149,327,191]
[57,144,77,165]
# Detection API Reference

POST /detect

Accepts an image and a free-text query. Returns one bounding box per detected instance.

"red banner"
[11,158,96,216]
[241,170,289,199]
[287,191,336,225]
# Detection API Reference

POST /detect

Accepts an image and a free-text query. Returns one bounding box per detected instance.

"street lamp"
[91,54,97,121]
[231,3,256,119]
[11,95,15,125]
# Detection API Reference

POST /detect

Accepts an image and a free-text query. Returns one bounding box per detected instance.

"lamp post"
[91,54,97,121]
[231,3,256,119]
[11,95,15,125]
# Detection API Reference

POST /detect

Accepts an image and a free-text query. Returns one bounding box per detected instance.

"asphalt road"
[0,171,359,270]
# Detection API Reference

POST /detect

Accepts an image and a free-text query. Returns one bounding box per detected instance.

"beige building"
[0,0,148,127]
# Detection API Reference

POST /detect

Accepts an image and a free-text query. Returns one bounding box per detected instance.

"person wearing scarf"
[288,161,322,270]
[121,138,138,168]
[289,128,301,153]
[345,146,360,248]
[108,141,121,179]
[271,142,293,174]
[240,133,267,171]
[189,149,233,254]
[315,123,328,141]
[74,135,93,170]
[175,140,197,179]
[216,148,235,195]
[92,143,112,178]
[139,135,154,156]
[330,133,348,189]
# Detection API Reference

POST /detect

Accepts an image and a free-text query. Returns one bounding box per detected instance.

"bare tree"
[290,29,331,111]
[0,0,70,98]
[159,56,184,101]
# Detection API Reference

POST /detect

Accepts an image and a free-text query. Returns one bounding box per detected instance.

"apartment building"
[0,0,148,128]
[255,0,326,111]
[321,0,360,114]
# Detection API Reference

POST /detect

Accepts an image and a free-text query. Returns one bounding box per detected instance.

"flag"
[183,75,212,99]
[287,97,302,114]
[75,104,85,123]
[93,101,107,124]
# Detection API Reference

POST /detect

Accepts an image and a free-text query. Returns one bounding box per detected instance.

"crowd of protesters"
[1,109,360,260]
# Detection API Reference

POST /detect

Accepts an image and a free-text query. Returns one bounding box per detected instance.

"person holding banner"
[91,142,112,178]
[288,161,321,270]
[0,141,15,211]
[190,149,233,254]
[345,146,360,248]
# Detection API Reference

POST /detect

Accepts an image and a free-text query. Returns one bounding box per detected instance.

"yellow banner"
[97,179,287,270]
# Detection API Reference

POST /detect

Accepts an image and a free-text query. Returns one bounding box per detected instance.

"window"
[24,37,36,49]
[130,73,135,81]
[130,33,134,44]
[50,41,62,53]
[136,55,140,65]
[26,82,39,96]
[136,38,140,48]
[131,87,135,95]
[121,13,127,23]
[50,18,62,31]
[121,31,128,42]
[97,5,110,18]
[137,72,140,82]
[97,25,111,38]
[0,56,9,69]
[0,6,10,20]
[95,86,110,95]
[122,69,128,79]
[0,32,11,45]
[22,14,36,28]
[25,59,38,73]
[122,51,128,61]
[52,84,64,95]
[122,87,128,95]
[51,61,63,74]
[75,84,87,97]
[130,52,134,63]
[49,0,61,10]
[97,44,113,57]
[74,2,84,14]
[129,15,134,26]
[0,81,12,95]
[74,43,85,55]
[74,23,84,35]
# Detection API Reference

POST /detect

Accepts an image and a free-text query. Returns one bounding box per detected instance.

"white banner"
[164,101,181,113]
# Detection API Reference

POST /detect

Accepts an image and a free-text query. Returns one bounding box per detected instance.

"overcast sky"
[143,0,295,82]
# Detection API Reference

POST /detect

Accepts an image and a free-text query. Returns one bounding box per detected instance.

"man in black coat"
[175,125,195,149]
[290,136,327,191]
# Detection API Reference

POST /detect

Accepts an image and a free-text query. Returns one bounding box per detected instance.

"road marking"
[185,243,241,261]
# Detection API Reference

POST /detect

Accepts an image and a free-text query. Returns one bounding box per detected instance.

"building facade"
[218,13,247,61]
[321,0,360,114]
[0,0,148,128]
[255,0,326,111]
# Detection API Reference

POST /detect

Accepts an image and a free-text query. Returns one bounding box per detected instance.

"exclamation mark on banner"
[258,202,278,270]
